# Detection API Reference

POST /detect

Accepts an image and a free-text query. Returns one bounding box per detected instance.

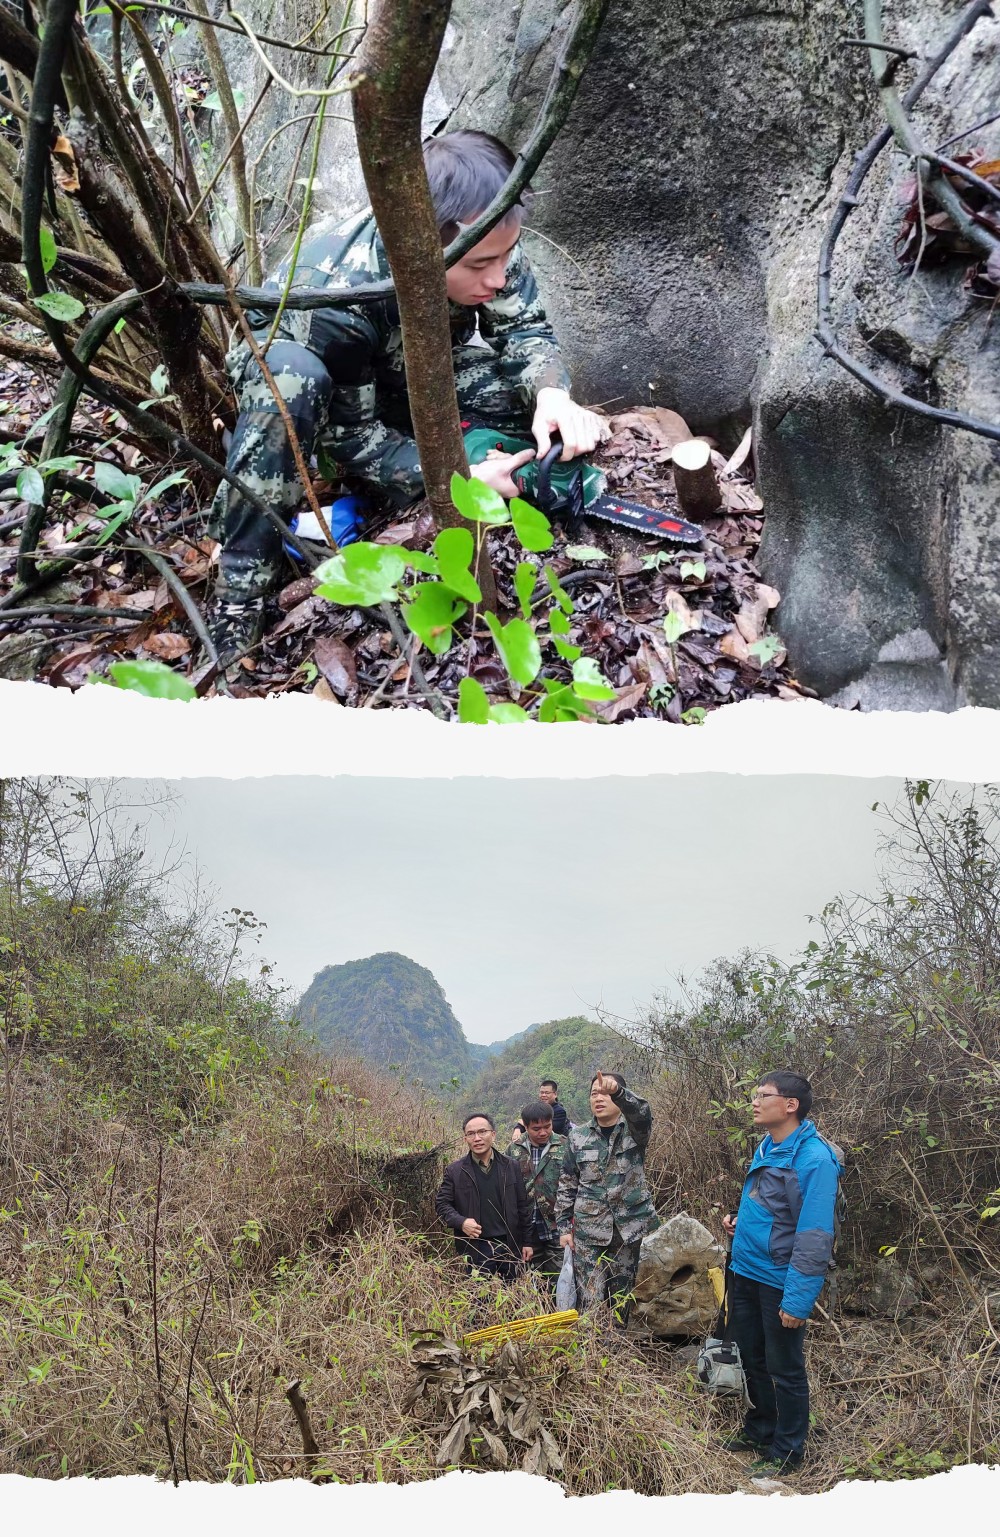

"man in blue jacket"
[721,1070,843,1476]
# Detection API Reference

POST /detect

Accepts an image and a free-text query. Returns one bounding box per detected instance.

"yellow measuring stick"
[463,1309,579,1346]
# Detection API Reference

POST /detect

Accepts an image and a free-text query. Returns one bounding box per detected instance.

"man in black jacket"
[436,1112,534,1281]
[539,1080,570,1135]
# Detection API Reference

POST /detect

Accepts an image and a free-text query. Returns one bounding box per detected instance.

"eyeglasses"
[751,1091,784,1103]
[464,1128,492,1138]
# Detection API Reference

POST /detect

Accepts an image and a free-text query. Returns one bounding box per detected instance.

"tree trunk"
[671,438,722,520]
[67,116,219,469]
[351,0,498,608]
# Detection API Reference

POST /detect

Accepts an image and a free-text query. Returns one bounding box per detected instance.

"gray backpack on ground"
[696,1256,751,1406]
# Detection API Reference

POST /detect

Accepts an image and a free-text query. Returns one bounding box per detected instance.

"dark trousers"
[462,1237,523,1284]
[212,340,531,599]
[729,1270,810,1463]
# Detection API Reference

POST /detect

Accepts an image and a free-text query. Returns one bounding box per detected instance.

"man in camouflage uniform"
[556,1071,657,1318]
[506,1099,568,1288]
[207,129,609,662]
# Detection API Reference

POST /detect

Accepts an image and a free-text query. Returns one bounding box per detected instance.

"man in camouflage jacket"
[208,130,609,660]
[506,1099,568,1287]
[556,1072,657,1317]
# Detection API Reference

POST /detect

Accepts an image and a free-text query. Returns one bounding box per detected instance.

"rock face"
[438,0,1000,705]
[630,1213,724,1338]
[224,0,1000,704]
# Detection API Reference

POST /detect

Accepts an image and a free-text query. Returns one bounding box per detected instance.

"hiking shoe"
[721,1432,769,1455]
[746,1455,802,1478]
[205,594,267,670]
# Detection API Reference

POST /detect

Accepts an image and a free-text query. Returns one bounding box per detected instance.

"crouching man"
[506,1100,568,1288]
[555,1072,657,1319]
[207,128,610,664]
[722,1070,844,1477]
[436,1112,533,1282]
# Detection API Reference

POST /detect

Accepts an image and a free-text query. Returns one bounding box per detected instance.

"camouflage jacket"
[555,1086,657,1248]
[240,206,571,502]
[505,1133,568,1238]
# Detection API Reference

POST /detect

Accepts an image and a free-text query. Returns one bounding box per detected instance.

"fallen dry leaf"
[609,406,693,451]
[720,627,753,664]
[724,426,753,476]
[594,680,648,722]
[311,677,341,703]
[51,135,80,194]
[313,634,358,700]
[144,632,191,660]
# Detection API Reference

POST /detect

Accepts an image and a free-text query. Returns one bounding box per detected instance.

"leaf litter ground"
[0,374,813,718]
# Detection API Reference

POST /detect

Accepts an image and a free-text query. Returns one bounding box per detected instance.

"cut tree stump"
[672,438,722,520]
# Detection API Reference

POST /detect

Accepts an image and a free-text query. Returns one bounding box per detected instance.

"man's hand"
[722,1212,737,1239]
[532,388,611,462]
[559,1232,574,1251]
[522,1246,534,1263]
[470,449,535,500]
[461,1217,482,1238]
[594,1072,619,1095]
[511,1126,524,1143]
[779,1310,806,1329]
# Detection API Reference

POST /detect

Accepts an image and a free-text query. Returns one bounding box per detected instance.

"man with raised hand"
[556,1071,657,1318]
[721,1070,844,1478]
[436,1111,533,1283]
[207,128,609,664]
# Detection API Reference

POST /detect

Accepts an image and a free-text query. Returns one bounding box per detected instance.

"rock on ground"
[630,1212,724,1338]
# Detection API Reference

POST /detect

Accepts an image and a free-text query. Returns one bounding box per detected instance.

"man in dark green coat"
[506,1099,568,1287]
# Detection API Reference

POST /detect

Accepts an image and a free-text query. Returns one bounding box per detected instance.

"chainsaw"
[462,422,704,544]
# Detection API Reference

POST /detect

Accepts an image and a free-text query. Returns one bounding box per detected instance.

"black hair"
[540,1079,558,1092]
[521,1100,554,1127]
[760,1070,813,1120]
[423,130,529,242]
[462,1111,496,1132]
[591,1072,627,1090]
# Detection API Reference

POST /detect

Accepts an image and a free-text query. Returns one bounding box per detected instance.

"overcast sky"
[118,775,914,1043]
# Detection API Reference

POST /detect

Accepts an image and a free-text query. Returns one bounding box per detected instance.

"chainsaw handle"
[533,433,564,511]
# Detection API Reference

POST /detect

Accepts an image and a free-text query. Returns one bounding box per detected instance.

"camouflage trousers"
[210,339,532,600]
[572,1231,644,1319]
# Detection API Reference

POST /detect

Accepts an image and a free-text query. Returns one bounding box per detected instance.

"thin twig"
[101,0,359,58]
[125,536,218,670]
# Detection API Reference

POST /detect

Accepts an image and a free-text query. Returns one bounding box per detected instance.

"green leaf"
[680,559,707,582]
[104,660,196,701]
[38,455,83,475]
[34,291,85,322]
[28,404,59,434]
[94,506,133,544]
[681,707,707,725]
[149,364,169,397]
[314,543,407,606]
[749,634,783,664]
[450,472,509,525]
[538,682,594,723]
[16,467,45,504]
[509,496,554,552]
[488,702,529,724]
[403,549,439,575]
[551,634,581,663]
[142,471,190,503]
[458,677,490,724]
[663,609,691,645]
[94,462,141,503]
[564,545,608,562]
[433,526,481,603]
[201,91,224,111]
[38,227,58,275]
[571,657,616,701]
[485,613,542,687]
[402,583,467,654]
[113,317,128,336]
[544,564,574,615]
[514,561,538,620]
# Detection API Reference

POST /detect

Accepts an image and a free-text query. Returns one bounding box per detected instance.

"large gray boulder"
[630,1212,725,1338]
[439,0,1000,706]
